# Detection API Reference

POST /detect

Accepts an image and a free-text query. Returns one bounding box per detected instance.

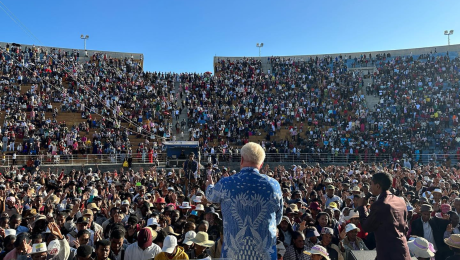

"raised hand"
[298,221,307,232]
[339,227,346,240]
[71,201,80,216]
[48,222,63,239]
[447,223,453,233]
[95,230,102,242]
[73,238,80,248]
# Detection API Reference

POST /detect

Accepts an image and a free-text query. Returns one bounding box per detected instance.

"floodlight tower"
[444,30,454,45]
[80,35,89,50]
[256,43,264,57]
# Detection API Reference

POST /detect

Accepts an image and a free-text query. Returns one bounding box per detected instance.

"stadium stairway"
[173,80,189,141]
[261,57,272,75]
[362,74,380,112]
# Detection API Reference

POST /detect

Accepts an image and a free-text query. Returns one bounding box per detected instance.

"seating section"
[0,42,460,165]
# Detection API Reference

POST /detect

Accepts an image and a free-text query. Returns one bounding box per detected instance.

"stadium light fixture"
[444,30,454,45]
[80,35,89,50]
[256,43,264,57]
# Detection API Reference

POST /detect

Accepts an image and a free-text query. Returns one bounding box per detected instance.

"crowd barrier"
[0,152,454,167]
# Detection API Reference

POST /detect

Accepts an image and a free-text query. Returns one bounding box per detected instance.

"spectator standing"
[411,205,450,260]
[206,142,283,260]
[357,172,411,260]
[125,228,161,260]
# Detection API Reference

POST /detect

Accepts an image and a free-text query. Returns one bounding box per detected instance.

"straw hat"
[351,186,361,192]
[408,237,435,258]
[190,232,215,247]
[162,226,180,236]
[289,204,299,213]
[304,245,330,260]
[87,203,100,211]
[445,234,460,249]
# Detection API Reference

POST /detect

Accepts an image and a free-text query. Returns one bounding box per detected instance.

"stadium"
[0,7,460,259]
[1,41,460,170]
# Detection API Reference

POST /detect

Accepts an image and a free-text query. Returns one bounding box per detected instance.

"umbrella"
[205,71,212,74]
[12,43,21,47]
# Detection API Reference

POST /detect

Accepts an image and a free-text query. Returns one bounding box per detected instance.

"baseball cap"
[321,227,334,235]
[162,235,178,253]
[305,227,320,238]
[138,228,156,249]
[183,231,196,246]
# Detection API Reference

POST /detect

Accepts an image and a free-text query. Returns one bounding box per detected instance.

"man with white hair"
[206,142,283,260]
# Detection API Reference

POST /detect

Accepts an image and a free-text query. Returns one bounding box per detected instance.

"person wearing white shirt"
[125,228,161,260]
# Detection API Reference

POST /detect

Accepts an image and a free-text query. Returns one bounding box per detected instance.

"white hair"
[241,142,265,166]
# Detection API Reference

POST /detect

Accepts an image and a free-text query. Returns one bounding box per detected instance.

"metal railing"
[0,152,454,167]
[2,153,167,167]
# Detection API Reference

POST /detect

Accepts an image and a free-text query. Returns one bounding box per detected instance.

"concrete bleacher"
[214,44,460,73]
[0,41,144,68]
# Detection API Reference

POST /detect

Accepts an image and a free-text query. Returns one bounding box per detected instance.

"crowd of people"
[0,142,460,259]
[1,41,460,260]
[0,43,185,164]
[1,42,460,168]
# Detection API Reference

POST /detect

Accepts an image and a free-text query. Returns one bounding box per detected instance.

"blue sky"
[0,0,459,73]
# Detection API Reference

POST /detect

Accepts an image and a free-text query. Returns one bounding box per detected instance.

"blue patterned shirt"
[206,167,283,260]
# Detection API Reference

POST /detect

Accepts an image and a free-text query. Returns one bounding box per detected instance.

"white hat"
[4,229,16,237]
[351,186,360,192]
[30,242,47,255]
[344,210,359,221]
[325,178,333,183]
[183,231,196,246]
[304,245,330,260]
[195,204,205,211]
[167,187,175,191]
[345,223,360,233]
[47,239,61,256]
[90,189,98,197]
[193,196,202,203]
[162,235,177,253]
[121,200,130,206]
[179,202,191,209]
[408,237,435,258]
[147,218,159,227]
[432,188,442,194]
